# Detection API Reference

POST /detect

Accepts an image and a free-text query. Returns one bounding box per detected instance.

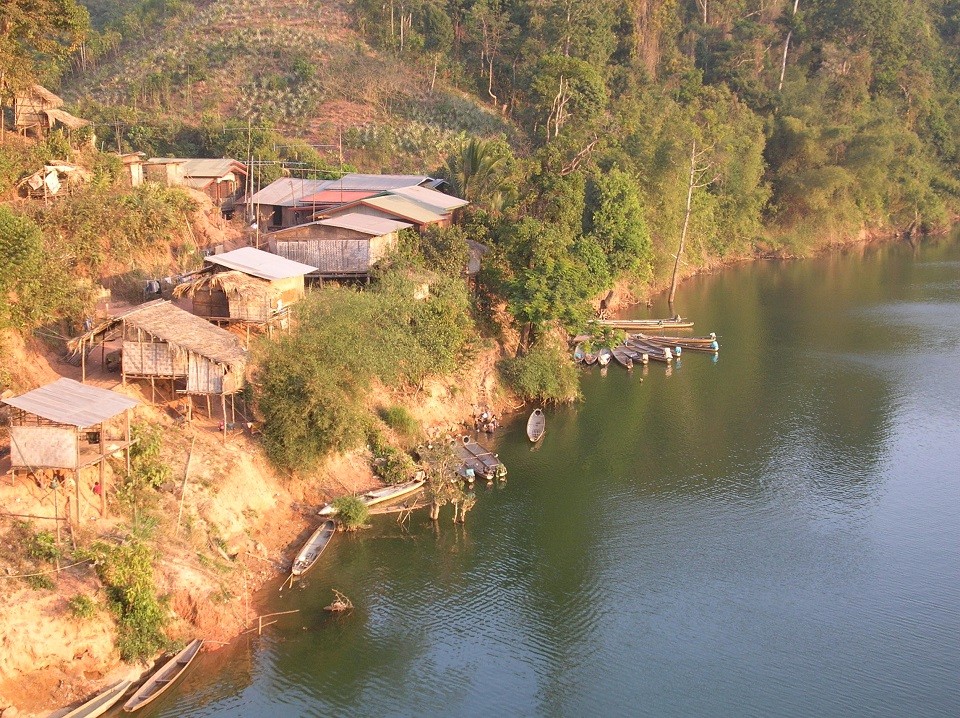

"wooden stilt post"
[81,346,86,383]
[206,395,211,417]
[125,410,132,478]
[99,422,107,518]
[231,394,236,424]
[221,394,227,442]
[150,375,155,404]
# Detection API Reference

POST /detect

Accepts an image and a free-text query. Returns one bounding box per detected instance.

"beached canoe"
[318,475,427,516]
[573,343,586,363]
[597,348,613,366]
[291,520,336,577]
[527,408,546,442]
[61,679,133,718]
[122,639,202,713]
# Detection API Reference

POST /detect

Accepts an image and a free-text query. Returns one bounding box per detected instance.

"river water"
[151,233,960,717]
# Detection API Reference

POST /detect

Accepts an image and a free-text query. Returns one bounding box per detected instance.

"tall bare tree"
[668,139,715,306]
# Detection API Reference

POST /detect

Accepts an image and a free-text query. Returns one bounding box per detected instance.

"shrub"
[331,496,369,530]
[28,530,62,563]
[499,340,581,404]
[378,405,420,440]
[67,594,97,620]
[86,540,167,661]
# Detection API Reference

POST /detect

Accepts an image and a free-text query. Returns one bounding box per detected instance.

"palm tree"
[444,137,513,213]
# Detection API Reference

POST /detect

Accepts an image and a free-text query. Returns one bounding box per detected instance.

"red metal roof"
[298,189,381,205]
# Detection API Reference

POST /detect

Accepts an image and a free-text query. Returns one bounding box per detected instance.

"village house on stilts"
[2,378,138,524]
[172,246,316,344]
[70,301,247,438]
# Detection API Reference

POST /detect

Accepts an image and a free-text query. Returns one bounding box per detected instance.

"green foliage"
[0,207,85,329]
[378,406,421,441]
[25,574,56,590]
[86,540,168,661]
[67,593,98,620]
[331,496,369,530]
[586,168,652,277]
[128,424,171,490]
[0,0,89,87]
[499,339,581,404]
[255,265,473,471]
[28,530,62,563]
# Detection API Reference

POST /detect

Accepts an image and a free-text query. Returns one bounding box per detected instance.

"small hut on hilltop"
[267,213,412,280]
[2,378,138,523]
[13,84,89,137]
[174,247,316,337]
[70,301,247,431]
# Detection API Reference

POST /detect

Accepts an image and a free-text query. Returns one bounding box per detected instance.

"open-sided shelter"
[71,300,247,398]
[3,378,138,522]
[173,247,316,335]
[267,213,412,279]
[13,85,89,137]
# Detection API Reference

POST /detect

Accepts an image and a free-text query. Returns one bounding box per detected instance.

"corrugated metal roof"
[389,186,468,212]
[317,213,413,236]
[358,195,446,224]
[3,378,138,428]
[324,174,432,191]
[250,178,333,207]
[148,158,245,178]
[181,158,246,178]
[206,246,317,279]
[298,189,381,205]
[183,176,214,190]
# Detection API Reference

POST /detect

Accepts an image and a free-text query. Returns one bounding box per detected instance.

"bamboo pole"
[176,436,196,535]
[99,421,107,518]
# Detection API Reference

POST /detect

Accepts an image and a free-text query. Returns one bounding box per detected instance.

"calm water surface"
[152,234,960,717]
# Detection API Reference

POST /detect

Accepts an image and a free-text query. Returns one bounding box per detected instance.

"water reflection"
[155,233,960,718]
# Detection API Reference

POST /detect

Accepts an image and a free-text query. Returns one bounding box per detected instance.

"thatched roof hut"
[173,247,316,325]
[70,300,247,396]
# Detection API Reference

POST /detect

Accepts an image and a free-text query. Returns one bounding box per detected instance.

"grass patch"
[378,405,420,440]
[67,594,98,620]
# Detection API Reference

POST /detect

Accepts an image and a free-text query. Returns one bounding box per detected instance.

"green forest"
[2,0,960,401]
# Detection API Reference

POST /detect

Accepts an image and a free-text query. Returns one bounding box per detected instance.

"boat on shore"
[290,520,336,577]
[61,679,133,718]
[122,639,203,713]
[593,316,694,330]
[318,475,427,516]
[573,343,586,363]
[527,409,546,442]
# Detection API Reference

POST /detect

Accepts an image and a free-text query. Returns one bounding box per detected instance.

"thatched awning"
[70,300,246,368]
[173,270,272,305]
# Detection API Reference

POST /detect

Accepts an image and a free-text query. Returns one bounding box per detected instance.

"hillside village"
[3,0,960,712]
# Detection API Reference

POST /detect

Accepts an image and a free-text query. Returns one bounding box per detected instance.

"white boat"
[61,679,133,718]
[318,475,426,516]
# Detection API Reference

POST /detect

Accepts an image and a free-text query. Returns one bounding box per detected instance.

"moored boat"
[625,338,672,362]
[318,475,427,516]
[290,520,336,576]
[597,348,613,366]
[527,408,546,442]
[122,639,203,713]
[583,351,598,365]
[61,679,133,718]
[592,316,694,330]
[611,347,634,369]
[634,332,719,352]
[573,343,586,363]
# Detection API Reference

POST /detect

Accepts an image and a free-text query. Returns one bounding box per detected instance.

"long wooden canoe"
[122,639,202,713]
[634,332,719,352]
[592,317,694,330]
[318,475,426,516]
[291,520,336,576]
[597,348,613,366]
[621,346,649,365]
[527,409,546,442]
[625,338,673,363]
[611,347,634,369]
[61,679,133,718]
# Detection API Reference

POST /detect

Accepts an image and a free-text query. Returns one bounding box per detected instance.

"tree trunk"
[669,140,697,306]
[777,0,800,92]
